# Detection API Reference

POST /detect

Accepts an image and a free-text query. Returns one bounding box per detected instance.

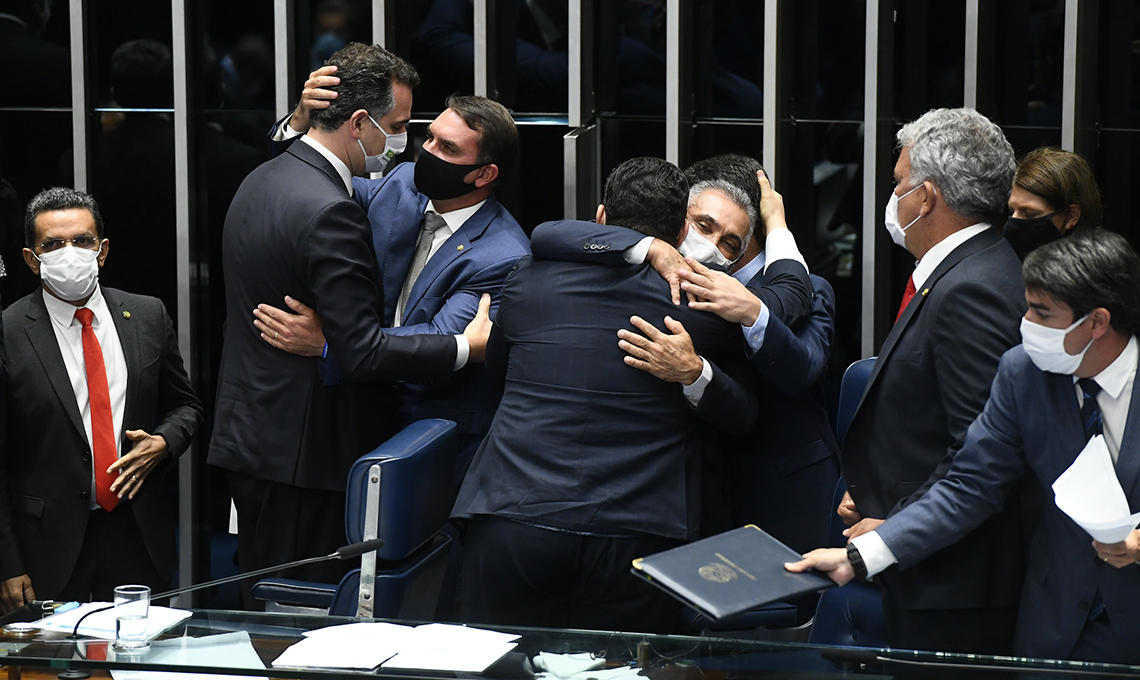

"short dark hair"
[685,153,763,220]
[1023,229,1140,336]
[444,94,519,180]
[24,187,105,247]
[1014,147,1102,232]
[308,43,419,132]
[602,157,688,243]
[111,39,173,109]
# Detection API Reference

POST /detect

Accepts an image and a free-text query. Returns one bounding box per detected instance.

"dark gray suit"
[0,288,201,598]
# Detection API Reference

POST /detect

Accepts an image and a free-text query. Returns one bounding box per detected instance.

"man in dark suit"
[453,157,757,634]
[208,43,490,603]
[837,108,1028,653]
[256,91,529,484]
[0,188,201,611]
[792,230,1140,664]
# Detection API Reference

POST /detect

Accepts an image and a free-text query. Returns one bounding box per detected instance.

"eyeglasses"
[36,236,101,253]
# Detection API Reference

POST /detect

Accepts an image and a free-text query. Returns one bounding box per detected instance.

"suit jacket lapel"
[23,290,86,441]
[854,228,1003,416]
[405,199,498,314]
[1115,353,1140,500]
[380,191,430,325]
[104,289,141,428]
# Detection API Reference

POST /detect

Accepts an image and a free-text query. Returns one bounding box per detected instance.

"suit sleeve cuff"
[742,303,771,352]
[453,335,470,371]
[272,118,304,142]
[682,357,713,407]
[849,531,898,578]
[763,228,808,272]
[623,237,654,265]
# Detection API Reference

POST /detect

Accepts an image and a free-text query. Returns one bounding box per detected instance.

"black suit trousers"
[57,504,167,603]
[459,517,683,634]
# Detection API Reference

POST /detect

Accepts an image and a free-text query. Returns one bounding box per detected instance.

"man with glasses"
[0,187,201,611]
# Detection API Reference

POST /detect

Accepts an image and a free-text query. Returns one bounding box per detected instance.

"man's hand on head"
[785,548,856,585]
[463,294,493,363]
[254,297,327,357]
[646,239,693,305]
[678,258,763,326]
[617,315,702,384]
[757,170,788,236]
[288,65,340,133]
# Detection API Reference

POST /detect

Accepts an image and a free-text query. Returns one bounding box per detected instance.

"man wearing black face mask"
[1005,147,1102,261]
[259,86,530,489]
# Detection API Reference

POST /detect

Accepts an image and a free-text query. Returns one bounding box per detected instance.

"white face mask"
[36,245,101,302]
[884,183,923,249]
[357,115,407,175]
[678,227,737,272]
[1020,313,1093,374]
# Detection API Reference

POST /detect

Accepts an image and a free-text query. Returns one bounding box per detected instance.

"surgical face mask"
[414,149,484,201]
[883,184,923,249]
[356,115,407,175]
[679,226,737,272]
[35,244,101,302]
[1020,313,1093,374]
[1004,209,1064,261]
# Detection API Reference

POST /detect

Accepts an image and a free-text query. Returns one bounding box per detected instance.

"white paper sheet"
[109,631,266,680]
[1052,435,1140,543]
[33,602,193,641]
[380,623,519,672]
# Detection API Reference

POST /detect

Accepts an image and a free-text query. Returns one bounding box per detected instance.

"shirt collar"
[426,199,487,233]
[43,284,110,329]
[300,135,353,196]
[1085,335,1139,400]
[732,250,766,285]
[911,222,991,290]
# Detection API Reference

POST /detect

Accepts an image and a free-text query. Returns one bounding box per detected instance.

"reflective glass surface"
[295,0,373,99]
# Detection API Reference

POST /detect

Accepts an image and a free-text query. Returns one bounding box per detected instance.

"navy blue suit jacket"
[721,274,841,553]
[877,345,1140,663]
[350,163,531,478]
[453,255,758,540]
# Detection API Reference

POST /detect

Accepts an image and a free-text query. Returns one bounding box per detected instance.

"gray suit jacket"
[0,287,201,597]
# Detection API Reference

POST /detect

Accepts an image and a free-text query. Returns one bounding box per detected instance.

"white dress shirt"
[43,285,128,510]
[910,222,991,290]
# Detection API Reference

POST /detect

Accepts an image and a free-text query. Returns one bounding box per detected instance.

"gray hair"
[897,108,1015,224]
[688,179,756,252]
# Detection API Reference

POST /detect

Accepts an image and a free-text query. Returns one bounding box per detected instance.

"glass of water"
[113,585,150,650]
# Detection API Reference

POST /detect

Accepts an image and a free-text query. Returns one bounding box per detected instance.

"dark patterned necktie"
[1078,378,1103,441]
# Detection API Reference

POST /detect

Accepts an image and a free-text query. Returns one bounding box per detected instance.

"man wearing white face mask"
[790,229,1140,664]
[0,187,201,612]
[834,108,1029,654]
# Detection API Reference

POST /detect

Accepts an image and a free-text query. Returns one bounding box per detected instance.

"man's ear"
[595,204,606,224]
[1089,307,1112,340]
[22,248,39,276]
[97,239,110,268]
[472,163,499,188]
[348,109,370,138]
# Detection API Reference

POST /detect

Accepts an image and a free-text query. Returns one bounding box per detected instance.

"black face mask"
[1004,209,1064,260]
[414,149,485,200]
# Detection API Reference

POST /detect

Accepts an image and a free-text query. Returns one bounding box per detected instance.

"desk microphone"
[67,538,384,639]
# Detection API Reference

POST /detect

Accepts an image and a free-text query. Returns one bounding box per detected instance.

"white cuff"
[624,237,654,265]
[453,335,470,371]
[682,357,713,407]
[762,228,808,273]
[272,117,305,142]
[850,531,898,578]
[742,302,771,352]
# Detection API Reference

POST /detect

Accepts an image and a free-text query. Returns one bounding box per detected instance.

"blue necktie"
[1078,378,1103,440]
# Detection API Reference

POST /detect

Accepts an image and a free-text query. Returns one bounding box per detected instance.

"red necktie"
[75,308,118,512]
[895,275,917,323]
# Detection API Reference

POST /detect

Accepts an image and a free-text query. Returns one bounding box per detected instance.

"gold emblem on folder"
[699,563,737,583]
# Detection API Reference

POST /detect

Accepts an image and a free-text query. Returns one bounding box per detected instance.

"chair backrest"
[344,419,457,562]
[807,581,888,648]
[835,357,875,443]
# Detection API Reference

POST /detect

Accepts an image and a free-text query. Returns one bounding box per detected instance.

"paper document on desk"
[273,622,414,669]
[1053,435,1140,543]
[110,631,265,680]
[381,623,519,672]
[33,602,192,641]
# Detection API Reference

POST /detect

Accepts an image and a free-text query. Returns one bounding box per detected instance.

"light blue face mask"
[357,114,408,174]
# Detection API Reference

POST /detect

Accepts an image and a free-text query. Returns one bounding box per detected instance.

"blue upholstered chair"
[835,357,875,444]
[251,419,458,619]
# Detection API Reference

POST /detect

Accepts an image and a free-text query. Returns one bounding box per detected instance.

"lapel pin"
[922,289,930,296]
[123,311,131,319]
[457,244,465,251]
